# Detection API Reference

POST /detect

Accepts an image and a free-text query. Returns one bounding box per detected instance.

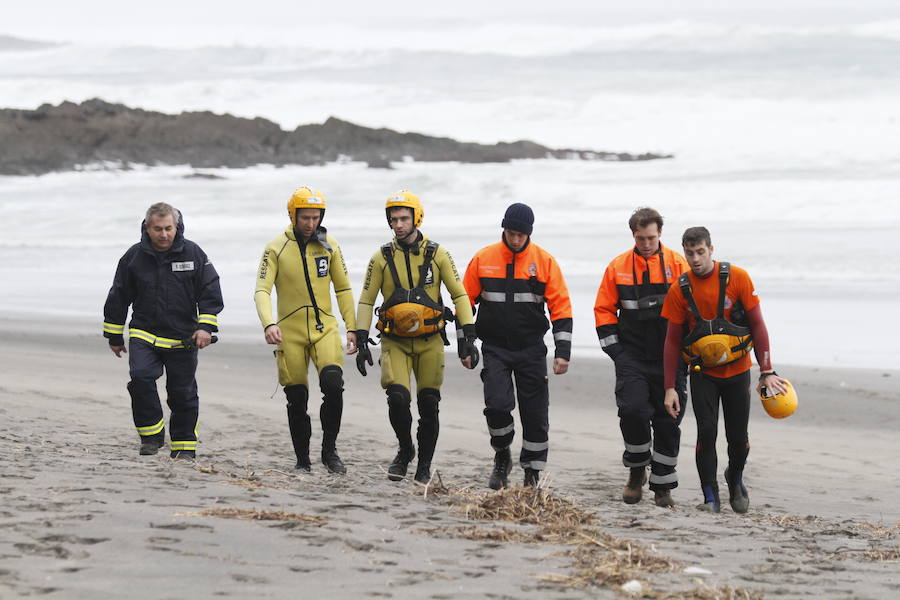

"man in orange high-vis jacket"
[463,203,572,489]
[594,207,689,508]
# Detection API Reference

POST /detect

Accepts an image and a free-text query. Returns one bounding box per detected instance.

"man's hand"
[110,345,127,358]
[346,331,358,355]
[553,357,569,375]
[757,371,787,397]
[264,324,283,345]
[355,330,373,376]
[457,324,480,370]
[663,388,681,418]
[192,329,212,349]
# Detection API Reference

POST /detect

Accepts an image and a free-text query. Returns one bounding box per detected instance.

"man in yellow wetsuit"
[355,190,479,483]
[255,187,357,474]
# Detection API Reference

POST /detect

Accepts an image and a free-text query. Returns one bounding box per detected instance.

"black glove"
[355,330,374,376]
[457,324,480,369]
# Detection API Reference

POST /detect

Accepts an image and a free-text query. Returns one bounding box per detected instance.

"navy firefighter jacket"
[103,217,223,348]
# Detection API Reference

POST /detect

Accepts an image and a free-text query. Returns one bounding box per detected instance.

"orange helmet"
[287,186,326,226]
[760,379,798,419]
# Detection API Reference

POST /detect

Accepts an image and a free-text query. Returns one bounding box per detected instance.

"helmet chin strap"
[397,228,420,247]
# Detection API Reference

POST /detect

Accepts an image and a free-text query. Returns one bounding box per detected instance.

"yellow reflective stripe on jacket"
[136,418,165,436]
[129,328,185,349]
[103,322,125,334]
[198,313,218,326]
[170,440,197,450]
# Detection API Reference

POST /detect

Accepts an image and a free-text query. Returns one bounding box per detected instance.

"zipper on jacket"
[297,237,324,331]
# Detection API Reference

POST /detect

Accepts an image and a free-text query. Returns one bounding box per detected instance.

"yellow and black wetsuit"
[356,233,474,469]
[255,225,356,467]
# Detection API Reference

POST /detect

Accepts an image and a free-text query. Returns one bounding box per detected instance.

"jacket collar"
[285,225,332,251]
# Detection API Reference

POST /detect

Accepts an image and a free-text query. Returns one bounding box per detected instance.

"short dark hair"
[682,226,712,247]
[628,207,663,233]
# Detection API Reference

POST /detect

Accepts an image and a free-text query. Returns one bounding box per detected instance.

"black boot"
[524,468,541,488]
[388,445,415,481]
[285,385,311,471]
[414,388,440,484]
[488,447,512,490]
[725,467,749,513]
[319,367,346,474]
[139,430,165,456]
[414,461,431,484]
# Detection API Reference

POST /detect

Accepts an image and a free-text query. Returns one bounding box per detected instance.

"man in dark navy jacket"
[104,202,223,459]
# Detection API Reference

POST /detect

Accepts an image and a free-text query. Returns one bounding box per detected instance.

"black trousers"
[614,350,687,490]
[481,342,549,471]
[690,370,751,486]
[127,339,199,452]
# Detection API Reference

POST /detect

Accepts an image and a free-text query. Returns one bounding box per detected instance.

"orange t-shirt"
[660,262,760,378]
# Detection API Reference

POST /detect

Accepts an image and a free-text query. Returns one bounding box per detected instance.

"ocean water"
[1,21,898,369]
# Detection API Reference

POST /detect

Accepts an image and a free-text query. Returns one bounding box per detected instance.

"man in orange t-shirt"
[661,226,788,513]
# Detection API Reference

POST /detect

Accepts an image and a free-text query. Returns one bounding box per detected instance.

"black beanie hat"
[501,203,534,235]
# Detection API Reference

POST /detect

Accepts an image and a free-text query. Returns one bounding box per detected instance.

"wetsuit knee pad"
[386,384,411,409]
[319,365,344,396]
[417,388,441,416]
[284,384,309,409]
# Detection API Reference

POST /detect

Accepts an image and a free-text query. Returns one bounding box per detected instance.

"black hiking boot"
[387,445,415,482]
[139,434,165,456]
[725,467,749,513]
[170,450,196,461]
[623,466,647,504]
[414,462,431,484]
[322,448,347,474]
[295,456,312,472]
[524,468,541,488]
[488,448,512,490]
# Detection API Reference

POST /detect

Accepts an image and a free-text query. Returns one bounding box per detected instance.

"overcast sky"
[5,1,900,46]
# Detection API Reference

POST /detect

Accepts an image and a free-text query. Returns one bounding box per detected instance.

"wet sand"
[1,313,898,598]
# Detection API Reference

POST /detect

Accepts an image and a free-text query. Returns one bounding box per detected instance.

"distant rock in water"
[0,99,672,175]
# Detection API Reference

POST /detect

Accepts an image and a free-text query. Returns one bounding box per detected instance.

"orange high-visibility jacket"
[463,239,572,360]
[593,244,688,361]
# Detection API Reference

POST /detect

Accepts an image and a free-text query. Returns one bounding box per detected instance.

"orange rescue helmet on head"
[288,186,326,226]
[760,378,798,419]
[385,190,424,228]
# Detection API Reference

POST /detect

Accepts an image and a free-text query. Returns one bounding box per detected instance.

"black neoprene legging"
[690,370,751,485]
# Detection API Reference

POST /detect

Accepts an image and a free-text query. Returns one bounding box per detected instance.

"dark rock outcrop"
[0,99,672,175]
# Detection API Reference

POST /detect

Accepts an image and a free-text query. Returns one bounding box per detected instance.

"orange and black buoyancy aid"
[376,241,448,338]
[679,262,753,370]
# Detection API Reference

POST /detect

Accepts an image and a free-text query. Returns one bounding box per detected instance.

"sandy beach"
[1,312,898,599]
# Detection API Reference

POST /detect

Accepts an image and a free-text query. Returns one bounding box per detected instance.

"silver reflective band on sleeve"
[479,291,543,303]
[620,299,640,310]
[522,460,546,470]
[649,472,678,485]
[553,331,572,342]
[625,441,651,453]
[522,439,549,451]
[488,424,514,436]
[599,334,619,348]
[652,452,678,466]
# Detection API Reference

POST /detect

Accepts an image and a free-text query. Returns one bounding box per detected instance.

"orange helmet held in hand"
[760,378,798,419]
